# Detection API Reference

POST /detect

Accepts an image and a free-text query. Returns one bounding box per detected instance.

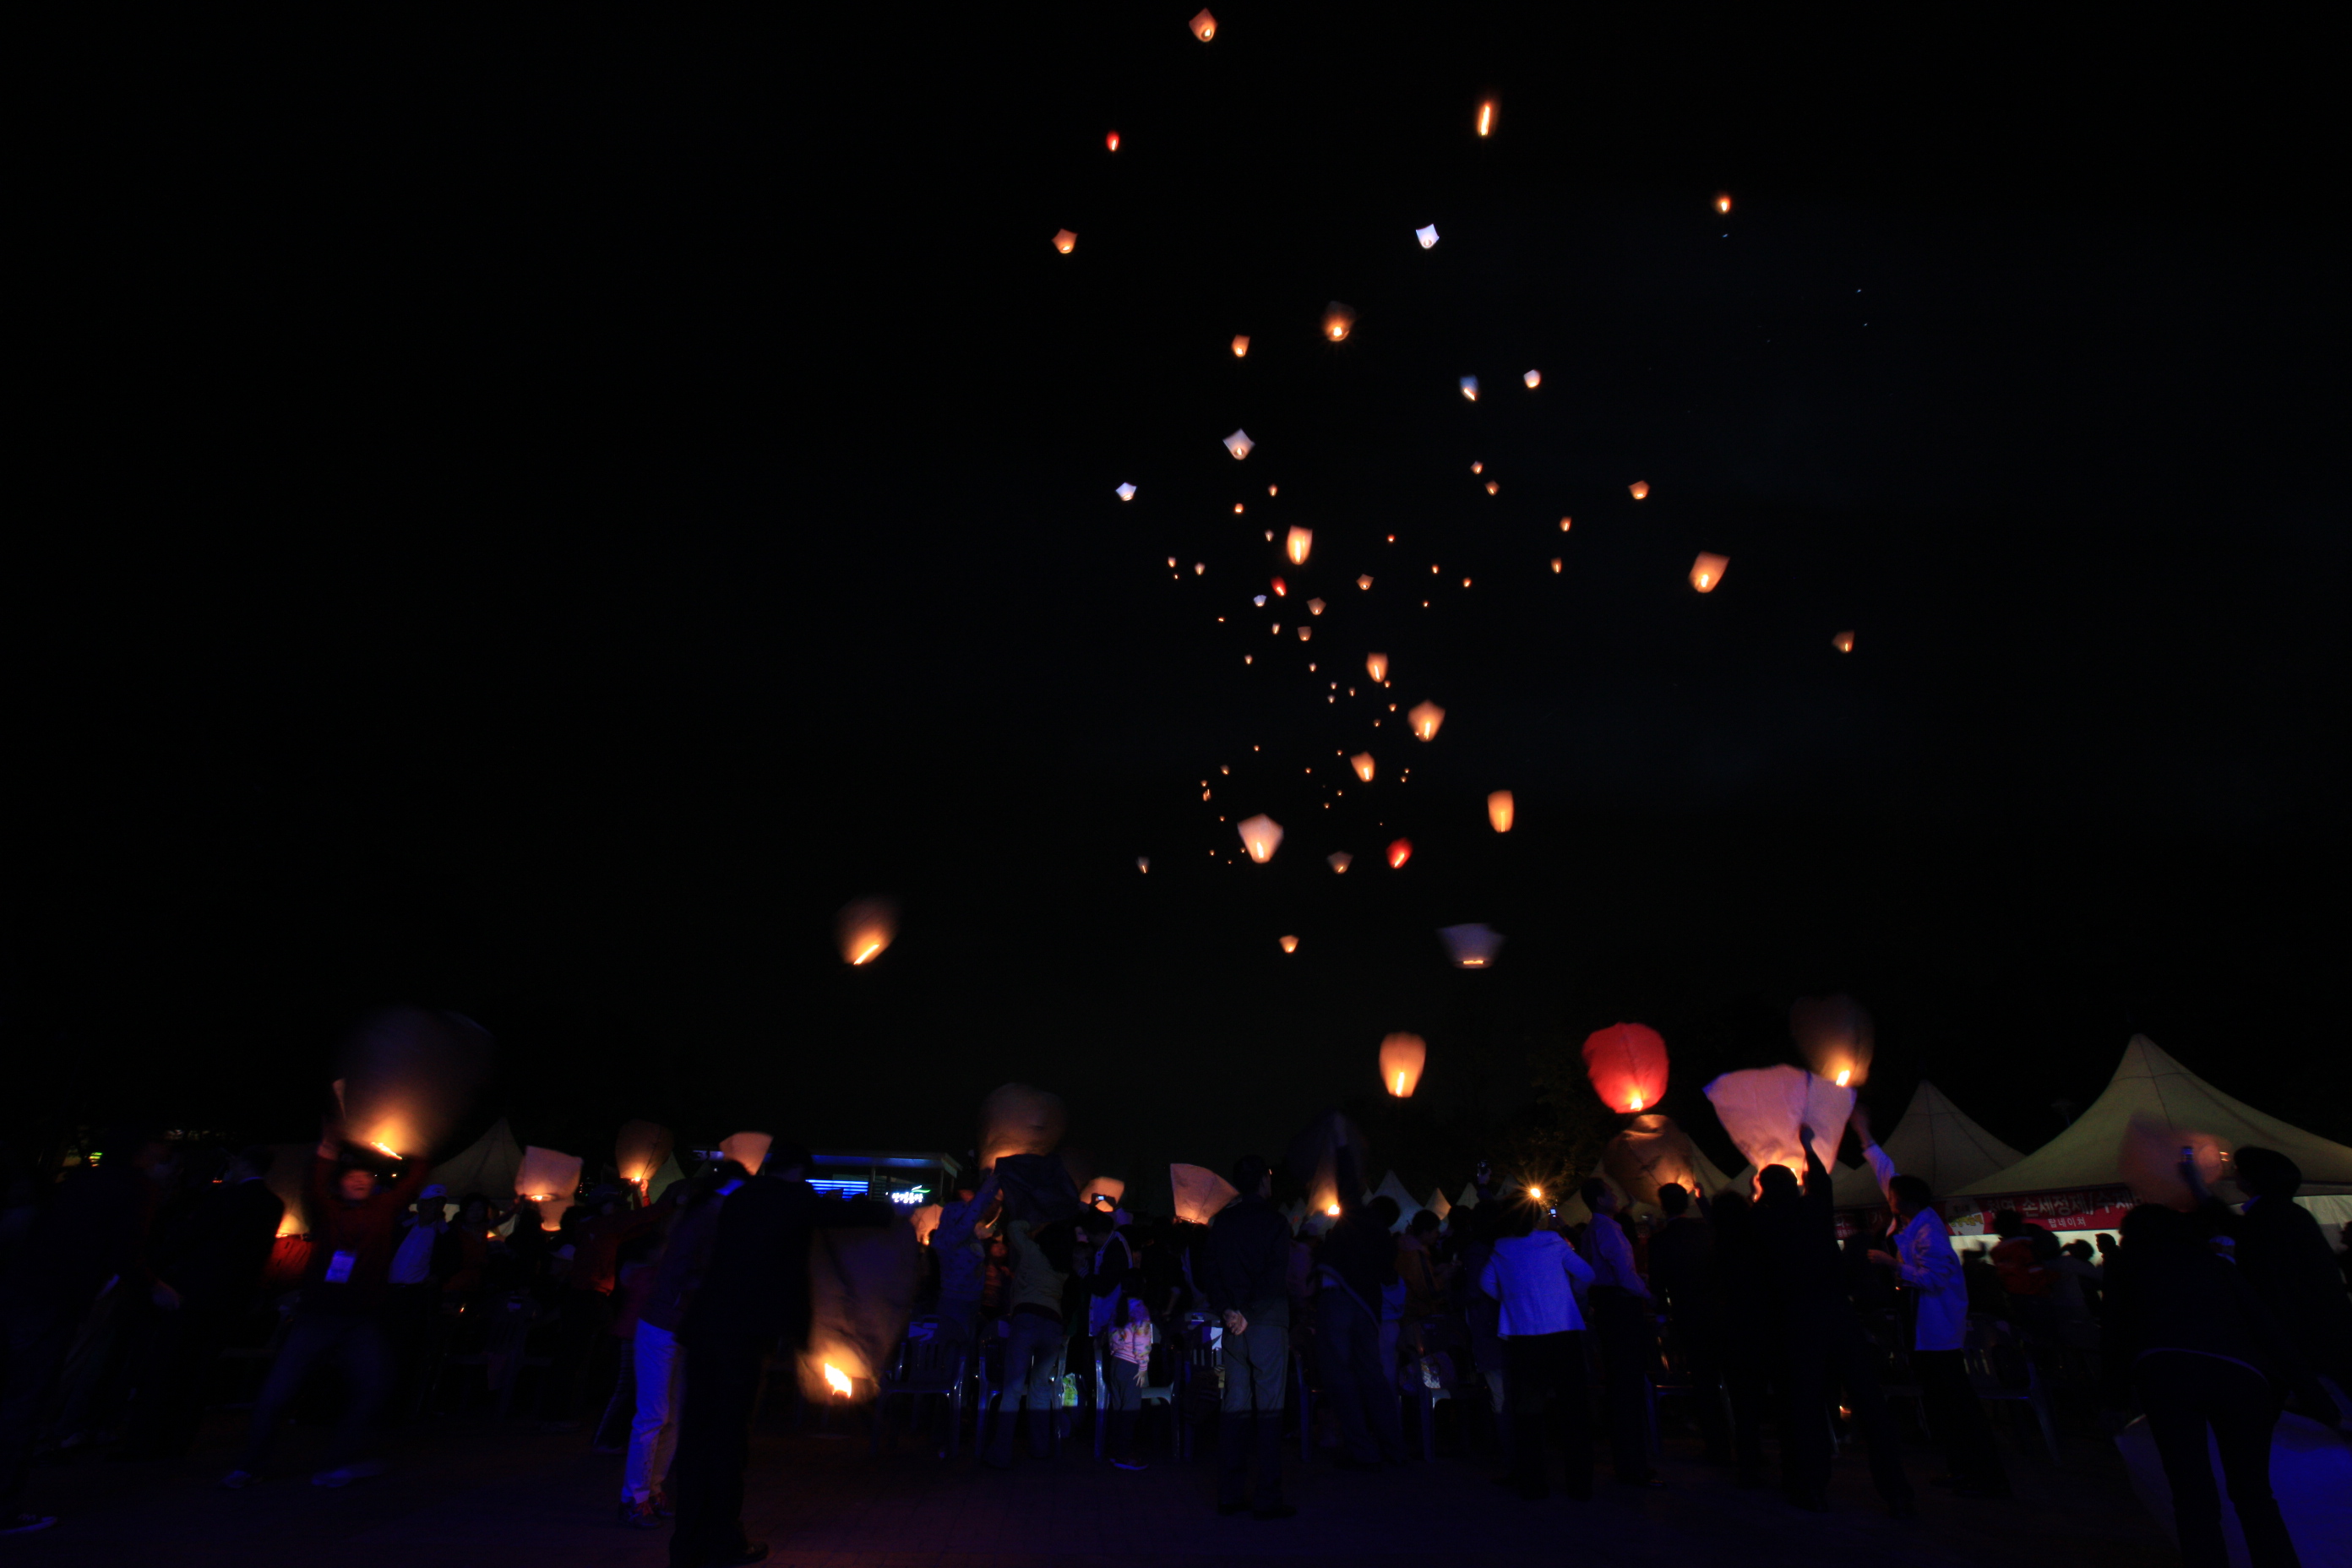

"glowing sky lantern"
[334,1008,493,1161]
[1523,369,1541,389]
[1380,1032,1428,1097]
[719,1130,774,1173]
[1487,789,1515,832]
[1790,994,1876,1089]
[1437,923,1505,968]
[1477,100,1495,137]
[1459,376,1479,401]
[1628,481,1650,500]
[1690,553,1729,592]
[1365,653,1387,683]
[1115,482,1135,501]
[978,1083,1067,1168]
[836,897,898,966]
[1387,838,1413,868]
[1279,934,1298,953]
[1190,8,1217,41]
[1582,1023,1669,1115]
[1286,526,1313,565]
[1306,597,1325,615]
[1323,302,1356,341]
[1231,334,1250,358]
[1416,224,1439,249]
[1702,1067,1852,1179]
[1052,229,1076,254]
[1136,856,1149,874]
[1327,851,1353,873]
[2120,1115,2233,1211]
[1832,630,1855,653]
[1550,558,1563,573]
[1170,1163,1239,1225]
[515,1146,585,1228]
[1271,576,1286,596]
[1484,482,1499,495]
[1238,814,1283,863]
[615,1119,673,1190]
[1296,626,1311,641]
[1224,429,1254,460]
[1408,701,1445,740]
[1357,574,1373,590]
[1106,130,1119,152]
[1350,752,1374,782]
[1716,192,1732,214]
[1560,515,1572,531]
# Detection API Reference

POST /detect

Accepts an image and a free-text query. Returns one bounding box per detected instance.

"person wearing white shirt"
[1857,1110,2010,1500]
[1478,1197,1597,1500]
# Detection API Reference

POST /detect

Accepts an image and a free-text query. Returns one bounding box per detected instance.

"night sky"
[10,13,2343,1200]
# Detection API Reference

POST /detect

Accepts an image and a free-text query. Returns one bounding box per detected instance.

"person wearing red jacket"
[220,1124,431,1490]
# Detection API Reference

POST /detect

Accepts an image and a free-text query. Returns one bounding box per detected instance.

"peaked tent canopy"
[1833,1081,2024,1208]
[1373,1170,1425,1231]
[432,1116,524,1201]
[1956,1036,2352,1200]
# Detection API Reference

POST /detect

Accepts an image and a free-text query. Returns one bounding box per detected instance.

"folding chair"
[873,1316,969,1457]
[1963,1315,2058,1462]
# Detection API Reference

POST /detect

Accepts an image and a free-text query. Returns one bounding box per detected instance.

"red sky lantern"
[1106,131,1119,152]
[1582,1022,1669,1114]
[1386,837,1413,868]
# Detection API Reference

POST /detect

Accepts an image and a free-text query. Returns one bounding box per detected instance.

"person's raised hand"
[1798,1124,1815,1149]
[1848,1102,1873,1144]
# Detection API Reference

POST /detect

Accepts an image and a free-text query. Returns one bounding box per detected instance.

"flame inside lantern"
[1478,100,1494,137]
[837,898,899,965]
[1835,1068,1852,1087]
[1690,553,1729,593]
[1323,302,1356,341]
[1409,701,1445,740]
[1286,527,1313,566]
[1351,752,1375,782]
[1052,229,1076,254]
[825,1363,852,1397]
[1387,838,1413,868]
[1629,481,1650,500]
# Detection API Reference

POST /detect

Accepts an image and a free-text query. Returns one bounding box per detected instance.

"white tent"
[1427,1188,1453,1220]
[433,1116,524,1201]
[1956,1036,2352,1200]
[1832,1081,2023,1208]
[1457,1181,1480,1210]
[1373,1170,1425,1232]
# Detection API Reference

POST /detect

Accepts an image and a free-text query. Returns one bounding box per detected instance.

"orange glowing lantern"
[1170,1162,1240,1225]
[1349,753,1374,782]
[1296,626,1311,641]
[1270,577,1286,597]
[1106,130,1119,152]
[1582,1023,1669,1115]
[1365,653,1387,683]
[1459,376,1479,401]
[615,1120,673,1190]
[1238,814,1283,863]
[1701,1066,1852,1179]
[1286,527,1313,565]
[1231,334,1250,357]
[1224,428,1254,460]
[1327,851,1353,873]
[1832,630,1854,653]
[836,897,898,966]
[1690,553,1729,592]
[1386,838,1413,868]
[1715,192,1731,214]
[1484,481,1498,496]
[1052,229,1076,254]
[1408,701,1445,740]
[1279,935,1298,954]
[515,1146,585,1228]
[1357,574,1373,590]
[1477,100,1495,137]
[1306,597,1325,616]
[1437,923,1505,968]
[1789,994,1875,1089]
[1323,302,1356,341]
[1628,482,1651,501]
[720,1131,774,1173]
[1190,8,1216,41]
[1136,856,1150,873]
[1523,369,1541,389]
[1487,790,1514,831]
[911,1203,944,1247]
[1549,558,1562,573]
[1380,1032,1428,1097]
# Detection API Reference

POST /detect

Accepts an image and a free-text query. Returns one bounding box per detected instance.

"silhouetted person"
[982,1213,1074,1467]
[1478,1193,1596,1500]
[1313,1137,1407,1468]
[1576,1179,1658,1487]
[1707,1189,1773,1484]
[1647,1182,1732,1466]
[1203,1155,1293,1518]
[2228,1146,2352,1395]
[623,1163,749,1530]
[122,1147,285,1459]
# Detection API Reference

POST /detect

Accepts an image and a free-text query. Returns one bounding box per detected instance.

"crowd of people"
[2,1102,2347,1568]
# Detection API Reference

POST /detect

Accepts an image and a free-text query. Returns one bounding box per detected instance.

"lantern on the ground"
[1387,838,1413,868]
[1790,994,1875,1089]
[1365,653,1388,683]
[1690,553,1729,592]
[1238,814,1283,863]
[1487,790,1514,831]
[1279,934,1298,953]
[1287,527,1313,565]
[1190,9,1216,41]
[1409,701,1445,740]
[1582,1023,1669,1115]
[1380,1033,1428,1097]
[1231,335,1250,357]
[1437,923,1504,968]
[1052,230,1076,254]
[1416,225,1439,249]
[1629,481,1650,500]
[837,897,898,966]
[1323,302,1356,341]
[1224,429,1254,460]
[1327,851,1353,873]
[1832,630,1854,653]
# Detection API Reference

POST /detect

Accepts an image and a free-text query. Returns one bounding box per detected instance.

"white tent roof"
[1832,1081,2023,1207]
[1956,1036,2352,1199]
[1427,1188,1452,1220]
[1373,1170,1424,1231]
[433,1116,523,1200]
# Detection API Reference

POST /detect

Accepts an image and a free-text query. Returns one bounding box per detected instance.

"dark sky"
[9,11,2344,1198]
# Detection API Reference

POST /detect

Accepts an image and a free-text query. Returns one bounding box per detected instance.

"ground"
[8,1400,2177,1567]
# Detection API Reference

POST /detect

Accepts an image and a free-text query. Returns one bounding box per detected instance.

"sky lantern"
[1327,851,1353,873]
[1409,701,1445,740]
[1832,630,1855,653]
[1789,994,1875,1088]
[1380,1032,1428,1097]
[1437,923,1505,968]
[1487,789,1515,831]
[1365,653,1387,683]
[334,1008,493,1161]
[1523,369,1541,389]
[2120,1115,2233,1211]
[1052,229,1076,254]
[836,897,898,966]
[1115,482,1135,501]
[1171,1163,1240,1225]
[979,1083,1067,1168]
[1190,8,1217,41]
[1357,574,1373,590]
[515,1146,585,1228]
[1702,1067,1852,1180]
[1459,376,1479,401]
[1306,597,1325,615]
[1386,838,1413,868]
[1323,302,1356,341]
[719,1130,774,1173]
[1416,224,1439,249]
[1549,558,1563,573]
[1231,335,1250,357]
[1690,553,1729,592]
[1238,814,1283,863]
[615,1120,672,1190]
[1477,100,1495,137]
[1602,1114,1716,1211]
[1296,626,1311,641]
[1350,752,1374,782]
[1716,192,1732,214]
[1582,1023,1669,1115]
[1224,429,1254,460]
[1628,481,1650,500]
[1279,934,1298,953]
[1136,856,1149,873]
[1106,130,1119,152]
[1560,516,1572,531]
[1484,482,1499,495]
[1286,526,1313,565]
[1270,576,1286,596]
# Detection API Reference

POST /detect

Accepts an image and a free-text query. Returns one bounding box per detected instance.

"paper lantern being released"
[1416,224,1439,248]
[1323,302,1357,341]
[1115,482,1135,501]
[1365,653,1387,683]
[979,1083,1067,1168]
[1170,1162,1240,1225]
[1231,334,1250,357]
[1238,814,1283,863]
[1789,994,1875,1088]
[1380,1032,1428,1097]
[1602,1114,1713,1210]
[1582,1023,1669,1115]
[1690,553,1729,592]
[720,1131,774,1173]
[615,1120,673,1189]
[1487,790,1514,831]
[1224,429,1254,460]
[837,898,898,966]
[1190,8,1216,41]
[1523,369,1541,389]
[1350,752,1375,782]
[1459,376,1479,401]
[335,1008,495,1160]
[1326,851,1353,873]
[1286,527,1313,565]
[1052,229,1076,254]
[1628,481,1650,500]
[1386,837,1413,868]
[1279,934,1299,954]
[1437,923,1505,968]
[2119,1115,2234,1211]
[515,1146,584,1228]
[1832,630,1855,653]
[1408,701,1445,740]
[911,1203,944,1248]
[1701,1066,1854,1180]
